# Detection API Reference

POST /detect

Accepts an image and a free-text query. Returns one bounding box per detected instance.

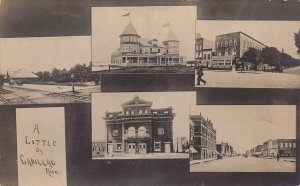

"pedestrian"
[277,153,280,161]
[196,65,206,86]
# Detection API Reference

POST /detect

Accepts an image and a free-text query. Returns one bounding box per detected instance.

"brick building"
[104,95,175,155]
[262,139,296,157]
[212,31,266,69]
[190,113,217,160]
[111,21,183,66]
[195,33,214,67]
[216,142,234,157]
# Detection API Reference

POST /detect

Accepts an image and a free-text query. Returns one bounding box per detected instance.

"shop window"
[116,143,122,151]
[158,128,164,135]
[154,141,161,151]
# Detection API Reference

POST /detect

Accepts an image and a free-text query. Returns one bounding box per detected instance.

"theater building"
[213,31,266,69]
[104,96,175,155]
[190,113,217,160]
[111,21,183,66]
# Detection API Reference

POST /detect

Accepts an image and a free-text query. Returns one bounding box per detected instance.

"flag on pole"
[122,12,130,17]
[162,22,170,27]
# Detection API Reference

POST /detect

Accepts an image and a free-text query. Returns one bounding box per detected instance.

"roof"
[120,22,140,36]
[139,38,152,47]
[196,33,202,39]
[7,68,38,78]
[216,31,266,47]
[121,95,153,108]
[165,29,179,41]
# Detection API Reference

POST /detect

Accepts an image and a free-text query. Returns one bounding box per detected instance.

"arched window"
[138,126,147,137]
[127,127,135,138]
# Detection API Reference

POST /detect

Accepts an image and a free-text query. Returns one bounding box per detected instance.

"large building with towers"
[111,21,183,66]
[104,95,175,155]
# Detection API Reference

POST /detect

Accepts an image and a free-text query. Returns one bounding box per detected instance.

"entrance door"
[138,143,147,154]
[127,143,136,155]
[108,144,113,154]
[164,143,171,153]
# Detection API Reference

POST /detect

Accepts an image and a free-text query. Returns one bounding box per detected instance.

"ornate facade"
[190,113,217,160]
[104,96,175,155]
[111,22,183,66]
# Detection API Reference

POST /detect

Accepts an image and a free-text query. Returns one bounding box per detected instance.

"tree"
[280,52,294,68]
[260,47,281,67]
[241,47,260,70]
[294,29,300,55]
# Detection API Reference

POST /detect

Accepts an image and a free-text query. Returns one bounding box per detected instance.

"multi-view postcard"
[194,21,300,88]
[91,6,196,73]
[189,105,296,172]
[91,92,195,159]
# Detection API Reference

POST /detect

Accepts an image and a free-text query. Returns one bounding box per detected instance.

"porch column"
[122,123,125,154]
[147,57,149,66]
[138,57,140,66]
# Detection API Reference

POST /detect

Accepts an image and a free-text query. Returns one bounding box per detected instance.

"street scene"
[0,36,99,104]
[92,92,195,159]
[194,21,300,88]
[91,6,196,73]
[189,105,296,172]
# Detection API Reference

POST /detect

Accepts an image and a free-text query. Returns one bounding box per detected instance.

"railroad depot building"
[190,113,217,160]
[111,21,183,66]
[104,96,175,155]
[262,139,296,158]
[213,31,267,69]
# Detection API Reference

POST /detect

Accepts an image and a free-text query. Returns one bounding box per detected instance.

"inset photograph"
[92,92,195,159]
[189,105,296,172]
[0,36,98,105]
[92,6,196,73]
[194,21,300,88]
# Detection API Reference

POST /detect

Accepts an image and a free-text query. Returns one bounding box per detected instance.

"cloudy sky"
[190,105,296,154]
[92,92,195,141]
[92,6,197,64]
[196,20,300,59]
[0,36,91,74]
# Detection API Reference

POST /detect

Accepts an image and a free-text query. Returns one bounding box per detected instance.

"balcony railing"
[124,132,150,139]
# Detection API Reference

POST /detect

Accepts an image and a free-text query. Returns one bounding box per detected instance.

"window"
[208,54,211,60]
[131,110,135,115]
[164,111,169,114]
[280,143,284,148]
[154,141,161,151]
[126,110,129,115]
[127,127,135,138]
[158,128,164,135]
[138,126,147,137]
[139,110,143,114]
[116,143,122,151]
[112,130,119,137]
[285,142,288,147]
[204,54,206,60]
[145,109,149,114]
[293,143,296,148]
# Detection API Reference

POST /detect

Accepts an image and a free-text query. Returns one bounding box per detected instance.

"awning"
[214,150,220,155]
[189,146,198,153]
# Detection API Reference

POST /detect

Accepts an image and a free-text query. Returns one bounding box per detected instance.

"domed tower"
[119,22,141,54]
[163,29,179,55]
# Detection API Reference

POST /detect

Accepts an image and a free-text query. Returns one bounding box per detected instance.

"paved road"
[190,156,295,172]
[195,70,300,88]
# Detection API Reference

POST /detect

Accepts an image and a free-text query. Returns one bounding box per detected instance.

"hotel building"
[111,22,183,66]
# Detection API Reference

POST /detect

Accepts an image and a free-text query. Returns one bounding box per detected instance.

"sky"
[0,36,91,74]
[92,6,197,65]
[92,92,195,141]
[190,105,296,154]
[196,20,300,59]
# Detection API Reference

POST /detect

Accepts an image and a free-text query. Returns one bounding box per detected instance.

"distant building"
[213,31,266,69]
[174,137,189,153]
[111,21,183,66]
[216,142,234,157]
[190,113,217,160]
[262,139,296,157]
[92,141,106,158]
[195,33,214,67]
[104,95,175,156]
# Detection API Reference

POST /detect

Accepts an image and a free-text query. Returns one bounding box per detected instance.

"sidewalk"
[190,158,217,165]
[261,156,296,162]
